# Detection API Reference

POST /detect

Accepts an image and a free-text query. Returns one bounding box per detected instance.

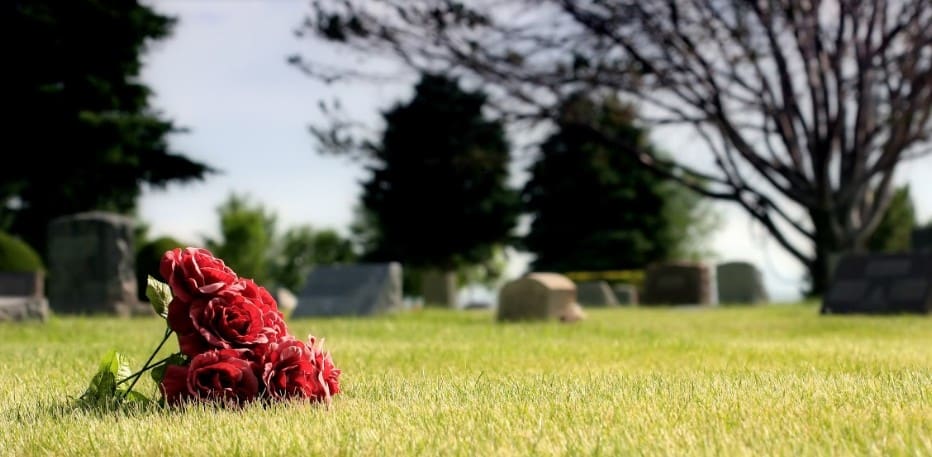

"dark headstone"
[47,211,145,316]
[421,270,457,307]
[913,227,932,253]
[576,281,619,307]
[0,271,49,321]
[292,263,402,317]
[822,253,932,314]
[716,261,768,304]
[642,262,713,305]
[0,271,44,298]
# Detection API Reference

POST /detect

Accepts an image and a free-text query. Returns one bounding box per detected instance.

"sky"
[138,0,932,303]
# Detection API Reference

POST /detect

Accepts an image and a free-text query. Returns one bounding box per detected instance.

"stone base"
[0,296,50,321]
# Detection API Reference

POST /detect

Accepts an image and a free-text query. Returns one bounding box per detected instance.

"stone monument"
[47,211,143,316]
[0,271,49,321]
[822,253,931,314]
[716,261,768,304]
[612,283,639,305]
[497,273,582,322]
[576,281,619,307]
[642,262,713,305]
[292,262,403,317]
[421,270,457,307]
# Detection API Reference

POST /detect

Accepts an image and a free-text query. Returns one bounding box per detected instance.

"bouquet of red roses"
[78,247,341,409]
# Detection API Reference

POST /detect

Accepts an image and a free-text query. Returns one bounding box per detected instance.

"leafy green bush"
[136,236,184,300]
[0,231,44,272]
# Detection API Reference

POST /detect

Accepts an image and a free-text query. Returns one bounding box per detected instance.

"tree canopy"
[297,0,932,294]
[6,0,212,256]
[523,94,716,272]
[354,74,520,270]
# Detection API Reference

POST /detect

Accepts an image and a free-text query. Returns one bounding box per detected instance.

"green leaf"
[150,353,187,385]
[146,275,172,318]
[122,390,151,404]
[78,349,131,409]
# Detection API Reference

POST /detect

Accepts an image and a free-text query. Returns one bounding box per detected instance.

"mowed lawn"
[1,304,930,456]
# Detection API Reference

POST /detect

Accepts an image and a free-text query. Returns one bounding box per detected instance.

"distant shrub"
[136,236,185,301]
[0,231,44,272]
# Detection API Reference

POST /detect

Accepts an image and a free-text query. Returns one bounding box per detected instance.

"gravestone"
[821,253,932,314]
[47,212,144,316]
[292,263,403,317]
[0,271,49,321]
[497,273,582,322]
[421,270,457,307]
[463,300,492,310]
[612,283,639,306]
[642,262,713,305]
[576,281,619,307]
[716,261,768,304]
[913,227,932,253]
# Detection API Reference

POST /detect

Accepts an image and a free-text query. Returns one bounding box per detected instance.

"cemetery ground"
[1,304,930,456]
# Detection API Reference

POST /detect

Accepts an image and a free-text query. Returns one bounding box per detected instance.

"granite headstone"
[0,271,49,321]
[716,261,768,304]
[822,253,932,314]
[421,270,457,307]
[47,212,144,316]
[612,283,639,306]
[642,262,713,305]
[576,281,619,307]
[292,263,403,317]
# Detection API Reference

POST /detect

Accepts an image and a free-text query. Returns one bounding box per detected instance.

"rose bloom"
[159,247,238,303]
[184,349,259,404]
[262,336,341,402]
[159,364,191,406]
[168,289,286,357]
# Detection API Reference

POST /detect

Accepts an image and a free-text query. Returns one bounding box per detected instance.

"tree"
[297,0,932,295]
[5,0,212,257]
[353,74,520,271]
[523,94,716,272]
[205,194,277,286]
[867,186,916,253]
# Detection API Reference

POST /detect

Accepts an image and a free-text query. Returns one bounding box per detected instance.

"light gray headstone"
[716,261,768,304]
[612,283,639,306]
[576,281,619,307]
[47,211,145,316]
[292,262,403,317]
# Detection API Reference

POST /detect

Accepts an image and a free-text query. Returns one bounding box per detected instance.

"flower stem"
[120,327,173,399]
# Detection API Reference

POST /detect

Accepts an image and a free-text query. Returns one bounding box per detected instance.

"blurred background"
[6,0,931,309]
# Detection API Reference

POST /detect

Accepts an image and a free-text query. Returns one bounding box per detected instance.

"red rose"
[159,248,238,303]
[310,336,342,398]
[262,336,341,402]
[187,349,260,404]
[159,364,191,406]
[239,278,277,312]
[169,289,283,357]
[238,278,289,340]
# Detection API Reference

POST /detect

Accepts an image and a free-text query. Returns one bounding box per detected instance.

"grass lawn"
[1,304,930,456]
